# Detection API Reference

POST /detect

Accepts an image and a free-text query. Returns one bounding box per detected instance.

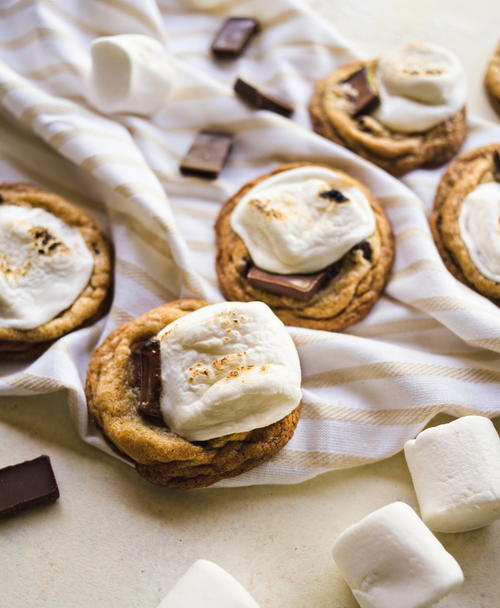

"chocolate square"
[131,340,162,420]
[246,266,328,301]
[211,17,259,59]
[234,78,294,118]
[180,131,233,179]
[339,67,380,116]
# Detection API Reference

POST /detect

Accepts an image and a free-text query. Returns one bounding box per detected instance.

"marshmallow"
[0,204,94,330]
[230,166,375,275]
[404,416,500,533]
[458,182,500,282]
[157,301,302,441]
[158,560,260,608]
[87,35,175,115]
[332,502,463,608]
[373,43,466,133]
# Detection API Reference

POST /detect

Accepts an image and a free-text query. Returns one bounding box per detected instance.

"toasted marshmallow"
[404,416,500,533]
[373,43,466,133]
[332,502,463,608]
[158,560,260,608]
[458,182,500,282]
[0,205,94,330]
[157,301,301,441]
[230,167,375,275]
[87,35,175,115]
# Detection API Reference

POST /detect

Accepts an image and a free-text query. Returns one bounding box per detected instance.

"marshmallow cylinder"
[87,35,174,115]
[158,560,260,608]
[332,502,463,608]
[404,416,500,533]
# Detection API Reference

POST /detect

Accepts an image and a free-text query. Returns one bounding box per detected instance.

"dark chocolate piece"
[180,131,233,179]
[352,240,372,262]
[0,455,59,518]
[493,150,500,182]
[131,340,162,420]
[211,17,259,59]
[320,189,349,203]
[234,78,293,118]
[246,266,328,301]
[339,67,380,116]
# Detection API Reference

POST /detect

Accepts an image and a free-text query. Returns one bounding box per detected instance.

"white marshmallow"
[0,204,94,330]
[332,502,463,608]
[230,166,375,275]
[373,43,466,133]
[404,416,500,533]
[458,182,500,282]
[157,301,302,441]
[158,560,260,608]
[87,35,174,115]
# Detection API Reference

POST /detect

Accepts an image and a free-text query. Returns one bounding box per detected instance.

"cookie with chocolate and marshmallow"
[309,43,467,176]
[86,299,302,489]
[430,144,500,303]
[215,163,394,331]
[0,183,112,359]
[485,42,500,116]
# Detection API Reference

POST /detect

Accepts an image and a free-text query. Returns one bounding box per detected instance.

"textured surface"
[309,60,467,176]
[216,162,394,330]
[485,43,500,116]
[431,144,500,303]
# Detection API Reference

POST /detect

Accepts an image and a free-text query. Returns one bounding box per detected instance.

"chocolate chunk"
[234,78,293,118]
[246,265,328,301]
[131,340,162,420]
[180,131,233,179]
[320,189,349,203]
[211,17,259,59]
[0,455,59,518]
[339,67,380,116]
[0,194,4,203]
[493,150,500,182]
[353,240,372,262]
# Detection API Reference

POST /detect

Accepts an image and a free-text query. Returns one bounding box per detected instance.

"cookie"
[215,162,394,331]
[0,183,112,359]
[485,42,500,116]
[85,300,302,489]
[309,44,467,176]
[430,144,500,303]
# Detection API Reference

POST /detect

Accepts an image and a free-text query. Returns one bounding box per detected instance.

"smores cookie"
[215,163,394,331]
[430,144,500,303]
[0,183,112,359]
[86,300,302,489]
[485,42,500,116]
[309,44,467,176]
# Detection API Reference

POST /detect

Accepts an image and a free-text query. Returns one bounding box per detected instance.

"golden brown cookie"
[485,43,500,116]
[430,144,500,303]
[309,60,467,177]
[0,183,112,360]
[215,162,394,331]
[85,299,301,489]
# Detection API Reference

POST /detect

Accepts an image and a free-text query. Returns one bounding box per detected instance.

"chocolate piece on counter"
[0,455,59,518]
[180,131,233,179]
[131,340,162,420]
[320,188,349,203]
[234,78,294,118]
[493,150,500,182]
[211,17,259,59]
[339,67,380,116]
[247,265,328,301]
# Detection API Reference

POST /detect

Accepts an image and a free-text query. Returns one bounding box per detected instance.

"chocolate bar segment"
[339,67,380,116]
[0,455,59,518]
[211,17,259,59]
[180,131,233,179]
[131,340,162,420]
[234,78,294,118]
[247,266,328,301]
